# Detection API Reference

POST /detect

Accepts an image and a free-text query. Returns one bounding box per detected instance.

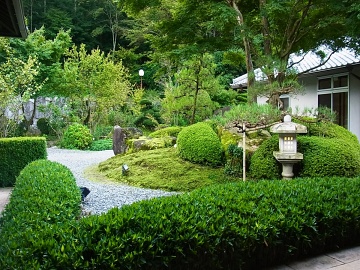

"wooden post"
[242,122,246,181]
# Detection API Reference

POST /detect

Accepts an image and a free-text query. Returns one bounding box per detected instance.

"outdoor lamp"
[122,164,129,176]
[139,69,144,89]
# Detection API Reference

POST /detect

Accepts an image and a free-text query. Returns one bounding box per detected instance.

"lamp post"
[139,69,144,89]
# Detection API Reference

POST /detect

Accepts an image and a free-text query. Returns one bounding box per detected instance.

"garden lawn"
[96,147,238,192]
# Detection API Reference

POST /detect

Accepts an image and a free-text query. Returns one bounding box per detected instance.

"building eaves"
[0,0,27,38]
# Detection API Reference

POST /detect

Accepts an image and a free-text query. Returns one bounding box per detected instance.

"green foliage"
[249,135,281,180]
[60,124,93,150]
[177,122,224,166]
[148,126,183,138]
[224,144,243,177]
[212,89,247,106]
[0,159,81,267]
[36,118,51,135]
[250,129,360,180]
[92,125,113,140]
[296,136,360,178]
[61,44,132,128]
[89,139,113,151]
[0,38,42,137]
[161,53,223,125]
[218,103,281,126]
[218,127,241,155]
[3,177,360,268]
[0,137,47,187]
[134,99,163,130]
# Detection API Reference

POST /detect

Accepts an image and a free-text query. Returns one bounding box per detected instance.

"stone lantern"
[270,115,307,179]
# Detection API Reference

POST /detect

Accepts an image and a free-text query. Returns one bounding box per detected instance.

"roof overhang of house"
[0,0,27,38]
[231,48,360,89]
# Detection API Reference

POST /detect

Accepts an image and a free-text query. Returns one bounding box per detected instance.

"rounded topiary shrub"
[296,136,360,178]
[249,135,281,180]
[60,123,93,150]
[176,122,224,166]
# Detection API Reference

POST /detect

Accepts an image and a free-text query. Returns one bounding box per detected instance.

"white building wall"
[349,66,360,142]
[256,68,360,142]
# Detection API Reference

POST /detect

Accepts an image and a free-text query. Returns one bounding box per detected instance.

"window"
[280,96,289,111]
[318,75,348,128]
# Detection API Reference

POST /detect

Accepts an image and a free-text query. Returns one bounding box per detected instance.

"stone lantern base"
[273,152,303,180]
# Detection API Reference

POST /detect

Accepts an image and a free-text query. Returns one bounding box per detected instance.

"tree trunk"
[228,1,256,103]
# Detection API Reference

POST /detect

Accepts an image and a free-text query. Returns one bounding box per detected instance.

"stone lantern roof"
[270,115,307,134]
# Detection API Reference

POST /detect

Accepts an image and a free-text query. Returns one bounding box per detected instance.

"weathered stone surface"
[127,136,176,153]
[112,126,127,155]
[112,126,146,155]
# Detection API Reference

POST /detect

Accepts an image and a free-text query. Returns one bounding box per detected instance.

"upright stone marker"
[113,125,127,155]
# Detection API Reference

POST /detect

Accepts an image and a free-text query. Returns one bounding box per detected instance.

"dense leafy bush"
[89,139,113,151]
[249,135,281,179]
[148,126,183,138]
[296,136,360,177]
[2,177,360,269]
[0,160,81,267]
[0,137,47,187]
[297,119,360,148]
[177,122,224,166]
[92,125,113,140]
[36,118,51,135]
[60,123,93,150]
[250,122,360,179]
[224,144,244,177]
[134,99,163,130]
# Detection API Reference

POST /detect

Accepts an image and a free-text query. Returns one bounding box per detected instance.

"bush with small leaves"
[176,122,224,166]
[249,135,281,179]
[60,123,93,150]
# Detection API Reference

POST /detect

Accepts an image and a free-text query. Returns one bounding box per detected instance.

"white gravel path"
[47,148,178,215]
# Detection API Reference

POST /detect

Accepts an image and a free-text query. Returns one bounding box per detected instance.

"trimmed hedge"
[249,134,281,179]
[250,134,360,180]
[0,137,47,187]
[296,136,360,177]
[2,177,360,269]
[0,159,81,268]
[177,122,224,166]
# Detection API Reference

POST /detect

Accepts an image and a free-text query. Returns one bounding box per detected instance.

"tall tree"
[121,0,360,105]
[61,44,132,129]
[0,38,42,137]
[162,53,223,125]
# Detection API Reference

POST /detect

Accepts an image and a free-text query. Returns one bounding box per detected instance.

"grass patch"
[98,147,239,192]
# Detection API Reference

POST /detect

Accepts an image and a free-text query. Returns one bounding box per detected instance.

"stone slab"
[287,255,344,270]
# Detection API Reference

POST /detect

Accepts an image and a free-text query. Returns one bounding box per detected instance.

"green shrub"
[224,144,244,177]
[60,123,93,150]
[89,139,113,151]
[92,125,113,140]
[250,133,360,180]
[148,126,183,138]
[134,99,163,130]
[177,122,224,166]
[36,118,51,135]
[0,159,81,267]
[0,137,47,187]
[296,136,360,177]
[249,135,281,179]
[3,177,360,269]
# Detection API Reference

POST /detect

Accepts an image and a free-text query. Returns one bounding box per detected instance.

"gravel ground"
[47,148,178,215]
